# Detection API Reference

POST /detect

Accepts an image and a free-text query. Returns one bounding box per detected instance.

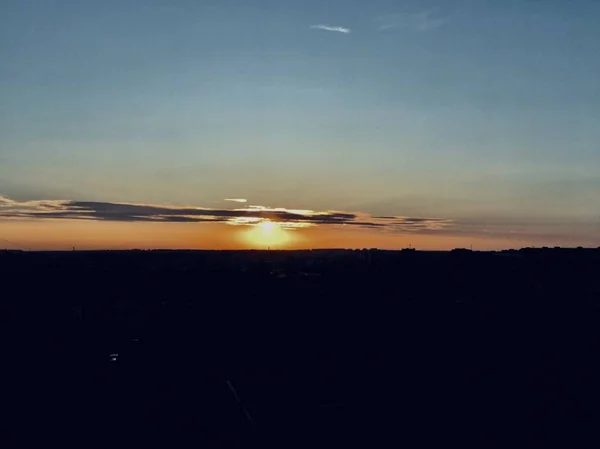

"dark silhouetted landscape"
[4,247,600,446]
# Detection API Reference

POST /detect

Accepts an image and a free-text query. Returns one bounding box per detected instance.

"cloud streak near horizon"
[2,195,597,246]
[310,24,351,34]
[0,195,450,233]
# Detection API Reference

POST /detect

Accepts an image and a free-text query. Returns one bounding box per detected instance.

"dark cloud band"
[0,195,451,233]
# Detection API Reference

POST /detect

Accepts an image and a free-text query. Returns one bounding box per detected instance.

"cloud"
[6,194,594,245]
[225,198,248,203]
[375,10,447,32]
[310,24,351,34]
[0,194,451,234]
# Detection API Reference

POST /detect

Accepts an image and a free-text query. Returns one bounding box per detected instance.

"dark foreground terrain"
[3,247,600,447]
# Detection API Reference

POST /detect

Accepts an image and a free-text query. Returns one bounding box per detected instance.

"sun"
[260,220,275,232]
[242,220,293,248]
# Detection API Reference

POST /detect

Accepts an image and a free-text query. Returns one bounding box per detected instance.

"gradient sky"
[1,0,599,250]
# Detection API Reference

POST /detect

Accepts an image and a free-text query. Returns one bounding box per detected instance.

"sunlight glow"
[260,220,275,232]
[243,220,293,248]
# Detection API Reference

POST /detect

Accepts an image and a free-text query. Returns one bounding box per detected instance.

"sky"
[1,0,599,250]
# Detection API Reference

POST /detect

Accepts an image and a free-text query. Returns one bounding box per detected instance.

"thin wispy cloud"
[224,198,248,203]
[310,24,351,34]
[375,9,448,32]
[0,195,450,233]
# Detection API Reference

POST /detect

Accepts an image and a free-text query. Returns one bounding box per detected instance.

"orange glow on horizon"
[0,218,594,252]
[240,220,295,249]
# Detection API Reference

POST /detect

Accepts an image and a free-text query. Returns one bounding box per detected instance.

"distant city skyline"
[1,1,599,250]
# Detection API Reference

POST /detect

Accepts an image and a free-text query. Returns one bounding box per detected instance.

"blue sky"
[1,0,599,247]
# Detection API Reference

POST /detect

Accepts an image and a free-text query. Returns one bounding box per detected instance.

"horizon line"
[2,246,597,253]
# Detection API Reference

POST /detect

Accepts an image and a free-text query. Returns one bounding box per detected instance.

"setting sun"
[242,220,293,248]
[260,220,275,232]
